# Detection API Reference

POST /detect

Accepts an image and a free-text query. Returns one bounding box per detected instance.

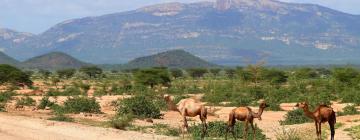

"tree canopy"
[0,64,33,86]
[134,68,171,88]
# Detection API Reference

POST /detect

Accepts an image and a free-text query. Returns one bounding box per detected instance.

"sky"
[0,0,359,34]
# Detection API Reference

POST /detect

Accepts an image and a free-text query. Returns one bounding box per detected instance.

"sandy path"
[0,113,174,140]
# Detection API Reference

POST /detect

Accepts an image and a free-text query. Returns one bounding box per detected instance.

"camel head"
[295,102,308,109]
[259,100,269,109]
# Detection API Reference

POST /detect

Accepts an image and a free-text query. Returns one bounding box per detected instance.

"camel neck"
[165,98,178,111]
[302,106,315,119]
[254,106,265,118]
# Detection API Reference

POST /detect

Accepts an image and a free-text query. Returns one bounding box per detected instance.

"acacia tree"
[186,68,208,78]
[209,68,221,77]
[170,68,183,79]
[0,64,33,87]
[57,69,76,79]
[134,68,171,88]
[80,66,103,78]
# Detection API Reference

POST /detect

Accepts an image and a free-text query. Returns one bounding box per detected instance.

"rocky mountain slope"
[1,0,360,65]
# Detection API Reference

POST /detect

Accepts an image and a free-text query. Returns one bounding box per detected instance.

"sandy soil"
[0,113,175,140]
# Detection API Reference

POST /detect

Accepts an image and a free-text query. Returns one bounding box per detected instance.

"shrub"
[134,68,171,88]
[275,127,302,140]
[16,96,36,106]
[37,96,54,109]
[48,114,74,122]
[0,103,6,112]
[109,114,133,130]
[280,109,311,125]
[63,97,101,114]
[341,88,360,105]
[46,87,84,96]
[0,91,15,103]
[153,124,180,136]
[117,95,161,119]
[189,121,266,139]
[338,105,360,116]
[0,64,33,87]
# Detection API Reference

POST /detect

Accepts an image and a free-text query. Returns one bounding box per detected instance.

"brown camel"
[163,94,208,139]
[225,101,269,140]
[295,102,336,140]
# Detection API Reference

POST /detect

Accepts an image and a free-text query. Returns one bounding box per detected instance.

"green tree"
[209,68,221,76]
[134,68,171,88]
[294,68,318,79]
[187,68,208,78]
[0,64,33,87]
[80,66,103,78]
[38,69,52,79]
[262,69,288,85]
[170,68,183,79]
[57,69,76,79]
[332,67,359,84]
[225,68,236,78]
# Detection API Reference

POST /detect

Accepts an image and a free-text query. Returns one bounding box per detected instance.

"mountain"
[0,51,19,65]
[0,28,33,52]
[22,52,91,70]
[2,0,360,65]
[124,49,218,68]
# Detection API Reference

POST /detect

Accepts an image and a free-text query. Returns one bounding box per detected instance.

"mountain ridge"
[1,0,360,65]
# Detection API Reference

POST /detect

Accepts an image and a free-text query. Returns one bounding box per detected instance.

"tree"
[294,68,318,79]
[57,69,76,79]
[209,68,221,76]
[262,68,288,85]
[0,64,32,87]
[134,68,171,88]
[332,67,359,84]
[80,66,103,78]
[187,68,208,78]
[225,68,236,78]
[170,68,183,79]
[236,67,253,82]
[38,69,52,79]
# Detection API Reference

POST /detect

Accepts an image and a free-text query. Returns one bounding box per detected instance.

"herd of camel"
[163,95,336,140]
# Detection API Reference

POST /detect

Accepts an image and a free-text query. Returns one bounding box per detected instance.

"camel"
[295,102,336,140]
[225,101,269,140]
[163,94,208,139]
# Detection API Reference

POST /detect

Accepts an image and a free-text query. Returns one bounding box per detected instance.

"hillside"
[0,51,19,65]
[22,52,91,70]
[124,50,218,68]
[1,0,360,65]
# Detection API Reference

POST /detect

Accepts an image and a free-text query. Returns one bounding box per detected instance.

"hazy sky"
[0,0,359,34]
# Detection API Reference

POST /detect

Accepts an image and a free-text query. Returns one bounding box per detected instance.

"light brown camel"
[163,94,208,139]
[225,101,269,140]
[295,102,336,140]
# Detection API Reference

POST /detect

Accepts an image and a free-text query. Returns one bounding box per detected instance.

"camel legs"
[318,123,322,140]
[250,121,256,140]
[315,122,319,139]
[181,115,188,138]
[200,115,208,139]
[225,123,236,140]
[243,121,249,140]
[329,121,335,140]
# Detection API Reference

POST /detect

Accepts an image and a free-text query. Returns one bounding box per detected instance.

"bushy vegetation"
[189,121,266,139]
[37,96,54,109]
[134,67,171,88]
[109,114,134,130]
[0,91,15,103]
[338,105,360,116]
[280,109,312,125]
[63,97,101,114]
[344,125,360,139]
[16,96,36,107]
[0,64,33,86]
[116,95,162,119]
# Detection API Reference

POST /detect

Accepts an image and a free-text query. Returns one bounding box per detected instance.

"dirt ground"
[0,113,175,140]
[2,93,360,140]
